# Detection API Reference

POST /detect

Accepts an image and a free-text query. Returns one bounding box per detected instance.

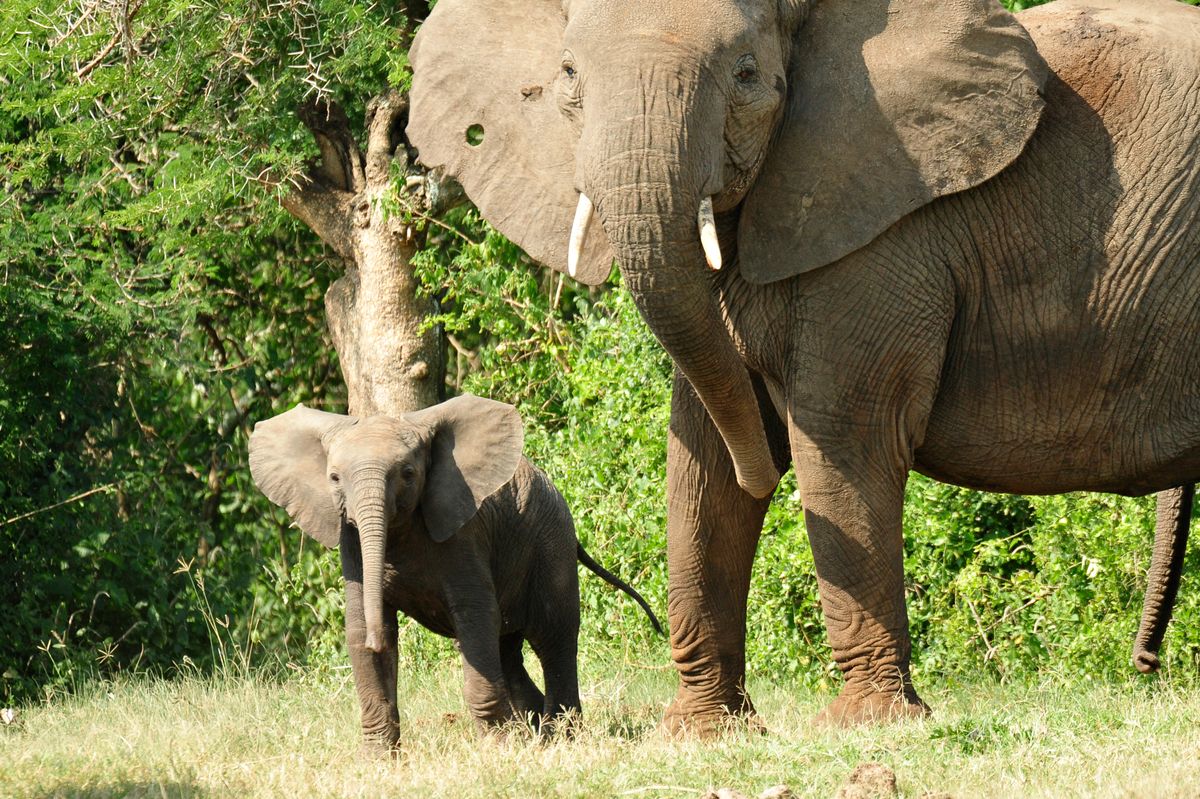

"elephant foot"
[659,686,763,739]
[815,684,929,727]
[538,709,582,739]
[358,732,400,760]
[472,708,545,740]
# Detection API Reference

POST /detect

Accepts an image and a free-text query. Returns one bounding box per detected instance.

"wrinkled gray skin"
[1134,485,1195,674]
[249,395,659,750]
[408,0,1200,730]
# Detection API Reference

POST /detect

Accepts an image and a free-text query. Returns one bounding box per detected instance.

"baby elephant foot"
[538,708,581,739]
[358,727,400,759]
[469,703,528,738]
[815,683,929,727]
[659,685,763,739]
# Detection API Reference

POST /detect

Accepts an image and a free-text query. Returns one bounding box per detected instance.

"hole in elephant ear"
[465,124,484,146]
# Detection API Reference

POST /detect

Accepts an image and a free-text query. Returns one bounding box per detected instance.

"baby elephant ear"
[249,405,355,548]
[740,0,1047,282]
[407,0,614,285]
[405,395,524,543]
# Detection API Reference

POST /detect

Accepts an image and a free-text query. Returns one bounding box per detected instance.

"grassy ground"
[4,656,1200,799]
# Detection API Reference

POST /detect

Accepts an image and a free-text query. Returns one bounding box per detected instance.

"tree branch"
[279,182,355,260]
[297,99,364,194]
[365,90,408,188]
[0,485,117,529]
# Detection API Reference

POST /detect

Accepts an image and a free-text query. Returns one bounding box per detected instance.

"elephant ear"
[248,405,355,548]
[739,0,1047,282]
[407,0,613,285]
[405,395,525,543]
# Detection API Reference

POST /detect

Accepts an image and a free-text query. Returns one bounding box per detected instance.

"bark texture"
[282,91,442,416]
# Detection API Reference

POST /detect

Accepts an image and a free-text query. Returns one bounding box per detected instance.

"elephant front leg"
[793,436,928,725]
[661,372,789,737]
[450,591,516,732]
[343,578,401,754]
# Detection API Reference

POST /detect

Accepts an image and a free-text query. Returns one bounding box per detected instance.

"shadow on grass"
[30,781,207,799]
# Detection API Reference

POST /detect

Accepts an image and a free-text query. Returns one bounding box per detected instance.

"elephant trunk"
[354,476,390,654]
[588,144,779,498]
[1134,484,1194,673]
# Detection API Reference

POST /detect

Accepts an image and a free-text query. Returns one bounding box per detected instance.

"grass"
[4,654,1200,799]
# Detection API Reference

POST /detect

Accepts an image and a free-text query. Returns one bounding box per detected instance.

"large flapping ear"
[248,405,356,548]
[405,395,524,543]
[739,0,1047,282]
[407,0,613,285]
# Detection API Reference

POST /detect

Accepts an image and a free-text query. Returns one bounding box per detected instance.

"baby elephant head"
[248,395,524,652]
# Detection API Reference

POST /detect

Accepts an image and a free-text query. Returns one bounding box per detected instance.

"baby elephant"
[249,394,661,751]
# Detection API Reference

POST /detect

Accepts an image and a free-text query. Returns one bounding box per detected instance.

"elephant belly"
[914,200,1200,496]
[384,568,456,638]
[915,195,1200,496]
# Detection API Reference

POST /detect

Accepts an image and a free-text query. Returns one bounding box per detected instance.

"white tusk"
[568,193,594,278]
[698,196,722,270]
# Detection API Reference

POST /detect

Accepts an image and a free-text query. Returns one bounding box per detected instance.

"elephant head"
[248,395,524,652]
[407,0,1046,498]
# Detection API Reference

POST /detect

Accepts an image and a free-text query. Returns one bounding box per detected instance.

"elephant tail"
[1133,484,1195,674]
[577,544,664,636]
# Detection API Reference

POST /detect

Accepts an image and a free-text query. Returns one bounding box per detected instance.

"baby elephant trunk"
[355,487,390,654]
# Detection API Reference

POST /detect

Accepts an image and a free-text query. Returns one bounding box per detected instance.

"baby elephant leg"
[453,599,517,730]
[344,584,400,754]
[500,632,546,727]
[530,608,581,731]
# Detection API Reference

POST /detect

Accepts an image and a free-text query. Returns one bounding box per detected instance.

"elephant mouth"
[712,166,756,212]
[569,194,725,275]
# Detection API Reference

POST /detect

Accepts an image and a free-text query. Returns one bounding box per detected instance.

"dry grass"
[3,658,1200,798]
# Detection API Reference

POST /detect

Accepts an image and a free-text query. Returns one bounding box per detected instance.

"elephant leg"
[792,430,927,725]
[499,632,546,727]
[341,544,400,753]
[529,622,581,733]
[661,371,790,737]
[449,589,515,731]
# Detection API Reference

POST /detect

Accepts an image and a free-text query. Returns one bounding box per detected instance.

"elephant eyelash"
[732,55,761,87]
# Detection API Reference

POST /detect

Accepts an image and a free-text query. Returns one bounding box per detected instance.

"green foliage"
[0,0,412,703]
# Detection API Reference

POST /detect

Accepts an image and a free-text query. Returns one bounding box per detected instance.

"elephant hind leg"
[529,624,582,735]
[499,632,546,728]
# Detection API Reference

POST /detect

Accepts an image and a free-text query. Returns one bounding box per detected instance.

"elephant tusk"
[568,192,594,278]
[698,197,722,271]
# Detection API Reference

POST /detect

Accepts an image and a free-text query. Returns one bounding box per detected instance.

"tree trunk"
[281,91,443,417]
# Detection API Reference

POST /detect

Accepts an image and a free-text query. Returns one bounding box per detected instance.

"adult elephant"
[407,0,1200,730]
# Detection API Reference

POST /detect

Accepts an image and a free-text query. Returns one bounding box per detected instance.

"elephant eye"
[400,465,417,481]
[563,64,576,79]
[329,472,340,484]
[734,55,759,85]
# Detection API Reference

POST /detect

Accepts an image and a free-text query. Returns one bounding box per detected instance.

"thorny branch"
[0,485,117,529]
